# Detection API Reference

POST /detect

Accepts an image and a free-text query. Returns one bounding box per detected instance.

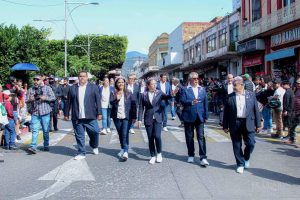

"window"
[252,0,261,22]
[207,34,216,53]
[219,29,227,48]
[196,43,201,57]
[230,22,239,43]
[184,49,189,62]
[160,52,167,60]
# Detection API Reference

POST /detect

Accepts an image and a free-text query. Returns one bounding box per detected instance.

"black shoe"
[271,134,281,138]
[219,123,223,127]
[3,146,9,150]
[54,128,58,131]
[9,145,19,150]
[16,135,21,141]
[43,147,50,152]
[49,129,53,132]
[27,147,37,154]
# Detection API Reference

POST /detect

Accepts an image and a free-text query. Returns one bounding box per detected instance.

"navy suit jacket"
[66,83,102,120]
[138,90,172,126]
[180,86,209,123]
[110,91,137,120]
[156,81,172,106]
[223,91,261,133]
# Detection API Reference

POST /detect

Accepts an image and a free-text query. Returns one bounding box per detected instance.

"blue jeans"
[262,107,272,129]
[72,119,100,155]
[171,103,176,118]
[30,114,50,149]
[4,119,16,147]
[162,103,169,127]
[113,118,130,152]
[101,108,111,129]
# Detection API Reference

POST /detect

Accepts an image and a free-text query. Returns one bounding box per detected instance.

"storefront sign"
[242,53,263,68]
[271,26,300,47]
[237,39,265,53]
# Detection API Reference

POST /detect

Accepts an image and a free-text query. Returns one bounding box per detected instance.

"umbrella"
[11,63,40,71]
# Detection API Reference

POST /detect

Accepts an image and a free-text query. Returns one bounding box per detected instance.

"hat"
[272,78,281,84]
[33,75,41,80]
[296,78,300,84]
[243,74,250,80]
[282,80,289,85]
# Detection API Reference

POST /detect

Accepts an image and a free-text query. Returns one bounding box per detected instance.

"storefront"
[266,26,300,78]
[237,39,266,77]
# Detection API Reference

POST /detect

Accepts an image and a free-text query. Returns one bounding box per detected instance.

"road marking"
[140,127,149,143]
[205,128,230,142]
[19,158,95,200]
[109,131,119,144]
[50,129,72,146]
[170,130,186,142]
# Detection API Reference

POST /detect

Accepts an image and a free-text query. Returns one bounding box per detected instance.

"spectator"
[271,79,286,138]
[243,74,254,92]
[60,78,70,116]
[4,93,18,150]
[48,75,62,132]
[282,80,294,141]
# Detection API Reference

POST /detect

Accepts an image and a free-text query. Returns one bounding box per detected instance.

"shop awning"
[265,48,295,62]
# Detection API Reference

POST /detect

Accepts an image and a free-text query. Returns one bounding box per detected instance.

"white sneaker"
[163,127,168,132]
[149,157,156,164]
[172,116,176,120]
[92,148,99,155]
[200,159,209,166]
[187,157,194,163]
[118,149,124,158]
[156,153,162,163]
[74,154,86,160]
[100,129,107,135]
[122,152,128,161]
[129,129,135,134]
[268,129,274,134]
[244,160,250,169]
[236,166,244,174]
[106,128,111,133]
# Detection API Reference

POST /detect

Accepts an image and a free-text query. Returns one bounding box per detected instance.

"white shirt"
[160,82,166,94]
[274,87,286,109]
[101,86,110,109]
[227,83,233,94]
[236,92,246,118]
[140,86,145,93]
[172,84,177,91]
[187,84,200,99]
[148,92,155,105]
[78,83,87,119]
[127,84,134,93]
[117,94,126,119]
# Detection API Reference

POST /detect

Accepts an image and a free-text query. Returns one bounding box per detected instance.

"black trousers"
[184,116,207,160]
[145,120,162,157]
[230,118,256,167]
[50,111,58,130]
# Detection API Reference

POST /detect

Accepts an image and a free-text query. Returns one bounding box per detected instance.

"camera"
[33,87,43,101]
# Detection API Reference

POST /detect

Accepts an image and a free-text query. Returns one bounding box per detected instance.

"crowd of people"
[0,70,299,174]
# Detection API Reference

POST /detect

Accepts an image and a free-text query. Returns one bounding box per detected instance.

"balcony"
[239,2,300,41]
[143,65,160,75]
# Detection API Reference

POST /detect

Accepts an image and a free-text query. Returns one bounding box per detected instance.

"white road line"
[170,130,186,143]
[205,128,230,142]
[109,131,119,144]
[49,129,72,146]
[140,127,149,143]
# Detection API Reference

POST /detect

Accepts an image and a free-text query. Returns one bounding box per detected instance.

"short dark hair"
[63,77,69,81]
[146,78,156,86]
[78,70,88,76]
[160,74,167,78]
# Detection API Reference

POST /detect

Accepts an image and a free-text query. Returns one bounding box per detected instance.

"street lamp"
[64,1,99,77]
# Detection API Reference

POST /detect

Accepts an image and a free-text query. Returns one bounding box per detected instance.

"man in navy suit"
[223,76,261,174]
[180,72,209,167]
[64,71,102,160]
[126,73,140,134]
[156,74,172,132]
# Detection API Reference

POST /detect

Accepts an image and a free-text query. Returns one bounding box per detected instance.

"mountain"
[126,51,147,59]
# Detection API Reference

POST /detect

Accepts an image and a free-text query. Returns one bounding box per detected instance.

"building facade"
[238,0,300,78]
[182,11,241,79]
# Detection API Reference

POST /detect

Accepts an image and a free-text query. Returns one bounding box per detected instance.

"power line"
[67,5,82,35]
[0,0,63,7]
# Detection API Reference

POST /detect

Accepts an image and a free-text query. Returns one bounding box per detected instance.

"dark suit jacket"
[138,90,172,126]
[126,83,140,104]
[223,91,261,133]
[110,91,137,120]
[66,83,102,120]
[180,86,209,123]
[156,81,172,106]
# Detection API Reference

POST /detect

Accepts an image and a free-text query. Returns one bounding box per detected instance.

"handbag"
[268,98,281,109]
[0,103,9,127]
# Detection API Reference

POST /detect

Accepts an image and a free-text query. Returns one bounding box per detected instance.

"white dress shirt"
[160,82,166,94]
[227,83,233,94]
[187,84,200,99]
[148,92,155,105]
[117,94,126,119]
[140,86,145,93]
[101,86,110,109]
[236,92,246,118]
[78,83,87,119]
[127,84,134,93]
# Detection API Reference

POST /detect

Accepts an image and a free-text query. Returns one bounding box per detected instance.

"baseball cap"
[243,74,250,79]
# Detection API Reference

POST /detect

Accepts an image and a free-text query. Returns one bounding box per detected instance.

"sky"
[0,0,232,54]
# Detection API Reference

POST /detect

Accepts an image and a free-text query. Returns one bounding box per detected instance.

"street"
[0,116,299,200]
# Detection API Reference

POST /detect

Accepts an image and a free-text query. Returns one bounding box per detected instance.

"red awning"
[242,53,264,68]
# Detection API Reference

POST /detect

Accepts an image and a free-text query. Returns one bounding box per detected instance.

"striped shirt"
[26,85,56,116]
